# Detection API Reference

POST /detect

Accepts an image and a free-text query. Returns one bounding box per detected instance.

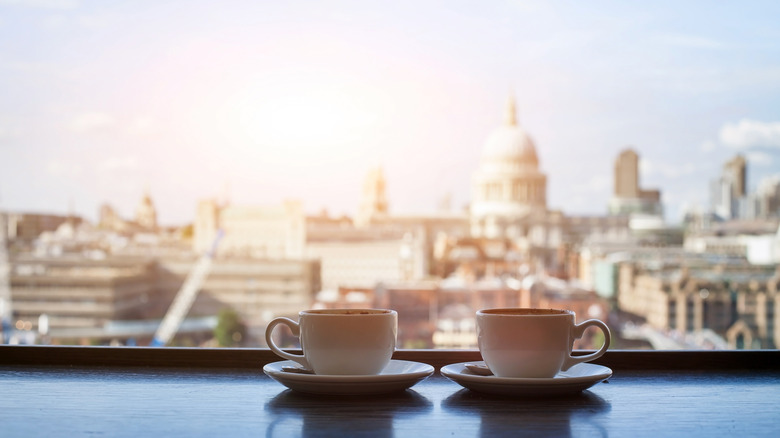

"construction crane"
[150,229,223,346]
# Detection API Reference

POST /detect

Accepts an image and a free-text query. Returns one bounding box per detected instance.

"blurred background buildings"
[2,97,779,350]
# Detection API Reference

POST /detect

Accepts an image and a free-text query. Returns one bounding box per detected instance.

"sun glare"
[234,84,381,155]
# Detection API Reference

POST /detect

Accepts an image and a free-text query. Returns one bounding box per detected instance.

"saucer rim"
[263,359,434,395]
[263,359,434,383]
[440,361,613,385]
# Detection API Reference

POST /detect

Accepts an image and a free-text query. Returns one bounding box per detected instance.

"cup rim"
[300,308,397,316]
[477,308,574,317]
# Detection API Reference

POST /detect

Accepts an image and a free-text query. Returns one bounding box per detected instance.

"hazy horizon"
[2,0,780,226]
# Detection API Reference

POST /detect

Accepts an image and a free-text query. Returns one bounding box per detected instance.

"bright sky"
[1,0,779,225]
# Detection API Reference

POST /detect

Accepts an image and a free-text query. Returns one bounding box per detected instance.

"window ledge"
[1,345,778,371]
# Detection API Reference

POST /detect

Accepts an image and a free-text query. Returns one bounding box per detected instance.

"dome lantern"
[504,95,517,127]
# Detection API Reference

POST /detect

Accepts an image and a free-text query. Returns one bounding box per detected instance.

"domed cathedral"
[469,96,563,269]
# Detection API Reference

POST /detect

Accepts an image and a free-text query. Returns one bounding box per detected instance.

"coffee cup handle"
[265,317,311,370]
[562,319,611,371]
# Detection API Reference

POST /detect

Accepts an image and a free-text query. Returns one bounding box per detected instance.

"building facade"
[3,253,320,345]
[617,261,779,349]
[7,256,156,340]
[711,154,747,220]
[608,148,662,216]
[193,199,306,259]
[469,96,563,269]
[157,256,320,343]
[320,276,608,350]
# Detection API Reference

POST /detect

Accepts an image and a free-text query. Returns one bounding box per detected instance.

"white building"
[193,199,305,259]
[684,219,780,265]
[469,96,563,267]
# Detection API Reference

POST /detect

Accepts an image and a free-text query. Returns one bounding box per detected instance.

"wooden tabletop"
[1,346,779,437]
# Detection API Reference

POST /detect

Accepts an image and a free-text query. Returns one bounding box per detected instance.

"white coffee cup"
[477,308,611,378]
[265,308,398,375]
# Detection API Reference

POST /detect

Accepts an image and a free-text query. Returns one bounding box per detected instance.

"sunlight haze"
[1,0,779,225]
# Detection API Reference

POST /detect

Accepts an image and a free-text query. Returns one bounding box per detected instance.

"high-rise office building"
[757,177,780,218]
[711,154,748,220]
[724,155,747,199]
[614,149,640,198]
[608,148,662,216]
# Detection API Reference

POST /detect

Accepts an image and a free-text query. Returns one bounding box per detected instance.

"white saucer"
[441,361,612,396]
[263,359,434,395]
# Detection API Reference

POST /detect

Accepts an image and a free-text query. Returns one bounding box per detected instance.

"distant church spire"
[504,94,517,126]
[136,185,158,230]
[354,165,388,227]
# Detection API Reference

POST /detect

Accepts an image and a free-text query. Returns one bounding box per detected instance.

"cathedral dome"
[470,95,548,230]
[480,96,538,166]
[482,125,538,163]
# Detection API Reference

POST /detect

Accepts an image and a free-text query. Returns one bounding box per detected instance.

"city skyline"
[1,1,780,225]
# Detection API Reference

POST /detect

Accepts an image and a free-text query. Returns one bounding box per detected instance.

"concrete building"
[306,232,425,292]
[3,253,320,345]
[617,261,779,349]
[711,154,748,220]
[707,156,780,221]
[4,194,319,346]
[757,176,780,219]
[157,256,320,343]
[3,212,82,243]
[608,148,663,217]
[684,219,780,265]
[725,154,748,199]
[7,256,157,340]
[320,275,608,350]
[193,199,306,259]
[304,163,471,293]
[97,191,160,234]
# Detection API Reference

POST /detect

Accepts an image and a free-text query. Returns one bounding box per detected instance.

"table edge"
[1,345,778,371]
